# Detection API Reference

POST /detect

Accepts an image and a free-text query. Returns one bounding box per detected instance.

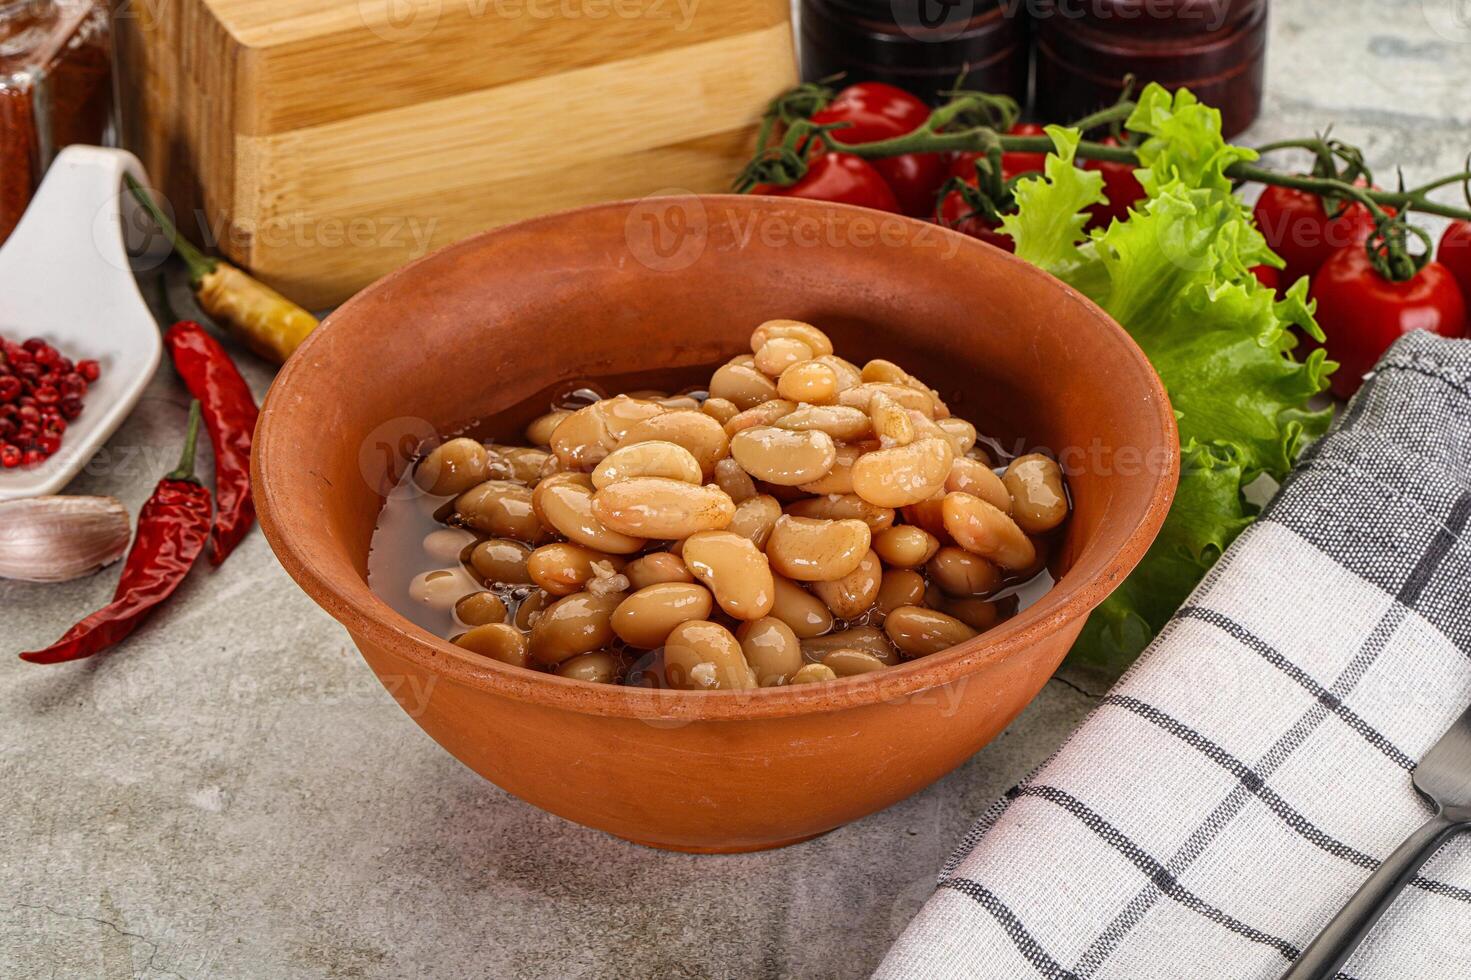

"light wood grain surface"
[117,0,795,306]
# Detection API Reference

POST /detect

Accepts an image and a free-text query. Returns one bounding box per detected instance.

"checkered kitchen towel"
[877,331,1471,980]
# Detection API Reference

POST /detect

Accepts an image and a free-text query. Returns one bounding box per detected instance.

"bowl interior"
[254,195,1176,714]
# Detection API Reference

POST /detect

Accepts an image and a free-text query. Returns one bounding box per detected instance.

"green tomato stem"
[835,129,1471,221]
[1065,101,1136,134]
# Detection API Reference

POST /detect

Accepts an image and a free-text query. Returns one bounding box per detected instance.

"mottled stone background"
[5,2,1470,976]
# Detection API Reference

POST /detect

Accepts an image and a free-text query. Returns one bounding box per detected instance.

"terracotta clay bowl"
[253,195,1177,853]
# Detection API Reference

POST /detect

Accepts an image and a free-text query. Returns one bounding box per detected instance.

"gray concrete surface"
[5,3,1471,976]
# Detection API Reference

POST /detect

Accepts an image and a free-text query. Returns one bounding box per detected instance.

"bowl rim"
[254,194,1178,721]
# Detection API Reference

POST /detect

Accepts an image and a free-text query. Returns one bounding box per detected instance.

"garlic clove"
[0,495,132,583]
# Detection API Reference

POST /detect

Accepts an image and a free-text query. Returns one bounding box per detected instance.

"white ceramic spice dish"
[0,146,162,500]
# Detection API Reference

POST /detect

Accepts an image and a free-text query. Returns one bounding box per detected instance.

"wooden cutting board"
[116,0,795,307]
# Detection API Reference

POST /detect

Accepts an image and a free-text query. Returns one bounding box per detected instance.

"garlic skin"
[0,496,131,583]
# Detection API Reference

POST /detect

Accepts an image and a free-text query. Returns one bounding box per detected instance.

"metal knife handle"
[1279,812,1462,980]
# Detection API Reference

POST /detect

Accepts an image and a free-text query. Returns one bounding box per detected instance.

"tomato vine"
[736,84,1471,283]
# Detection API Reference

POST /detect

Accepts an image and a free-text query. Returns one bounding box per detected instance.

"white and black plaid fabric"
[877,332,1471,980]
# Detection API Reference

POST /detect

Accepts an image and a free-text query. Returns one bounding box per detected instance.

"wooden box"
[115,0,796,307]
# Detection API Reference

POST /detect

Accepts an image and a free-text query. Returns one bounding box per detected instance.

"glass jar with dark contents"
[0,0,112,245]
[799,0,1030,105]
[1033,0,1267,138]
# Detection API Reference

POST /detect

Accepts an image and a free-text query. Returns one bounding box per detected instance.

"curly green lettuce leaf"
[1072,441,1254,674]
[1095,188,1334,481]
[1127,85,1259,201]
[1002,126,1104,277]
[1004,83,1336,672]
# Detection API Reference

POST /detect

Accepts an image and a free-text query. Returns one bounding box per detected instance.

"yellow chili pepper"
[195,263,317,363]
[126,176,318,363]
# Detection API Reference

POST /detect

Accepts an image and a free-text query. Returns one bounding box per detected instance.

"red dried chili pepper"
[163,312,259,564]
[20,402,212,665]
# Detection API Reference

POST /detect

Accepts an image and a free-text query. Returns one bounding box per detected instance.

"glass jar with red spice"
[0,0,112,246]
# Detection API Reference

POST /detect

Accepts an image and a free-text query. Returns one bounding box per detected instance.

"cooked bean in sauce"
[368,320,1069,688]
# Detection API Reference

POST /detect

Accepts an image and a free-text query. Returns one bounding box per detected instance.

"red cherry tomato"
[812,81,929,142]
[1084,136,1147,229]
[753,153,900,213]
[1249,265,1281,292]
[1438,220,1471,301]
[810,82,944,219]
[1310,246,1467,398]
[936,182,1014,252]
[1252,184,1387,288]
[948,122,1049,186]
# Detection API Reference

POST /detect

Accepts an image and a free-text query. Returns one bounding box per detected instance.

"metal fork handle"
[1279,811,1466,980]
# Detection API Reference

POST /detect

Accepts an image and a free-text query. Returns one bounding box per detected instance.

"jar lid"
[811,0,1009,24]
[1035,0,1266,78]
[1035,0,1262,38]
[801,0,1027,71]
